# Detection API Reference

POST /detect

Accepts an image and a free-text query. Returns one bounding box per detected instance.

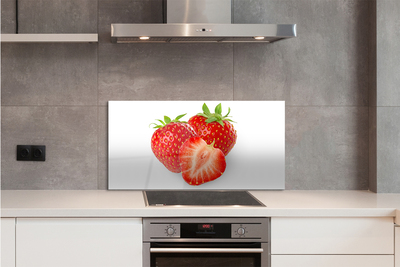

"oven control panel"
[143,218,269,242]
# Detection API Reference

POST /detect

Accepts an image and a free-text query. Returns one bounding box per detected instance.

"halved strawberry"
[179,136,226,186]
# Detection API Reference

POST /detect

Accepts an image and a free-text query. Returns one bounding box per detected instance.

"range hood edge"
[111,23,297,44]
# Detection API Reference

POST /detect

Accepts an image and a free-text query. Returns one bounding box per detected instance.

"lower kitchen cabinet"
[271,217,395,267]
[271,217,394,254]
[396,226,400,267]
[1,218,16,267]
[271,255,394,267]
[16,218,142,267]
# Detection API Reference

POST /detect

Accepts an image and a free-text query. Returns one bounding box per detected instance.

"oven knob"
[166,227,175,236]
[237,227,245,236]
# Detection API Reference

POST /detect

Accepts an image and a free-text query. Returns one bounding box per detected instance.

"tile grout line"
[96,0,100,190]
[231,44,233,100]
[0,105,105,107]
[15,218,17,267]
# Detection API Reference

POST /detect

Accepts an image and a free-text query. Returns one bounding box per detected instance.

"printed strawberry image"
[188,103,237,156]
[150,114,197,173]
[179,137,226,186]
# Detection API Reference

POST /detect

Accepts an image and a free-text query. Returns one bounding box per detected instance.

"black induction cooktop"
[144,191,265,206]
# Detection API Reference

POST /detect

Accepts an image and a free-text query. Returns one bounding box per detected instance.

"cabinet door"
[272,255,394,267]
[271,217,394,254]
[1,218,16,267]
[16,218,142,267]
[396,226,400,267]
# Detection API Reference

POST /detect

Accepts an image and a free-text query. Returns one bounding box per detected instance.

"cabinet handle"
[150,248,263,253]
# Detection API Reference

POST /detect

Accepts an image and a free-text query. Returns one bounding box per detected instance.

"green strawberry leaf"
[174,113,187,121]
[149,123,163,129]
[224,107,231,118]
[215,103,222,115]
[205,117,218,123]
[202,103,212,117]
[164,116,171,124]
[197,112,208,118]
[157,119,166,126]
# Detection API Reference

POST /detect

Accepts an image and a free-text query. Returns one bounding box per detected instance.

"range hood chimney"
[111,0,296,43]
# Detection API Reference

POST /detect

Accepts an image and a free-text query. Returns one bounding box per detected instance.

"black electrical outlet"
[17,145,46,161]
[17,145,31,160]
[32,145,46,161]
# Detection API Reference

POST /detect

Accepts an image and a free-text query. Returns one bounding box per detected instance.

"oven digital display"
[198,224,214,231]
[181,223,230,238]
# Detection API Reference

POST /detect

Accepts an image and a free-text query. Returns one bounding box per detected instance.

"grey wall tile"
[99,0,163,43]
[376,107,400,193]
[233,0,371,106]
[286,107,369,190]
[17,0,97,33]
[1,106,98,189]
[233,42,290,101]
[233,0,294,24]
[98,106,108,189]
[1,0,16,33]
[377,0,400,106]
[1,43,98,106]
[372,0,400,193]
[98,43,234,105]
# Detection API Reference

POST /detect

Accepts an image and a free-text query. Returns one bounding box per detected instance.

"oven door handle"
[150,248,264,253]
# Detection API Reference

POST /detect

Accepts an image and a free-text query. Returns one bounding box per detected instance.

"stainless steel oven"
[143,217,270,267]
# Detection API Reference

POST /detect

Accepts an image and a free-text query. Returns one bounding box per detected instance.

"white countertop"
[1,190,400,224]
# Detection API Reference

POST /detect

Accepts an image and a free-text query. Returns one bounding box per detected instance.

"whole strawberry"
[188,103,237,156]
[150,114,197,173]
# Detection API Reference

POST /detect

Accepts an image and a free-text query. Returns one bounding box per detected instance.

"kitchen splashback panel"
[108,101,285,190]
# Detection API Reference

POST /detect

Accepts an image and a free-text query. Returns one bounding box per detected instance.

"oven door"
[143,242,270,267]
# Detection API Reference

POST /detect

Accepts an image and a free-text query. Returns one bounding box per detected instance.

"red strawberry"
[188,103,237,156]
[179,137,226,186]
[150,114,197,173]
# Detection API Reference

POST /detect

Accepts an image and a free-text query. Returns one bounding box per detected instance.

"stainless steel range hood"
[111,0,296,44]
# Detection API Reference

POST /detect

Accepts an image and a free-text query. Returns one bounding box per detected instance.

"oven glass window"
[151,252,260,267]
